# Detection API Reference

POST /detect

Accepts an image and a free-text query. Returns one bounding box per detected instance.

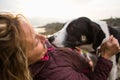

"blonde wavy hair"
[0,12,32,80]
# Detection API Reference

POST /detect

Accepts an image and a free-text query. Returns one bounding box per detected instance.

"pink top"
[41,40,55,61]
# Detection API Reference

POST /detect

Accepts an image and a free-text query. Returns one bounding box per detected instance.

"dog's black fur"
[48,17,120,63]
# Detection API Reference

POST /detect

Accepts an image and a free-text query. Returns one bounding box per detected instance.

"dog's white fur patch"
[52,20,73,47]
[95,21,117,80]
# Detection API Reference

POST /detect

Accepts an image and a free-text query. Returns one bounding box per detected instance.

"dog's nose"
[48,36,55,42]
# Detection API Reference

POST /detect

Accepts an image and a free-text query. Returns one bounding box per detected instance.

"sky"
[0,0,120,26]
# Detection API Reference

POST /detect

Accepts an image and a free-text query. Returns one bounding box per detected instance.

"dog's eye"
[81,35,87,42]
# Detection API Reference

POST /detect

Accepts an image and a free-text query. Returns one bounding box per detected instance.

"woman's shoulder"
[49,47,77,56]
[48,47,88,65]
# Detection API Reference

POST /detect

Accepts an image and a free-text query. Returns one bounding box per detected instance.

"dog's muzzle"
[48,36,55,43]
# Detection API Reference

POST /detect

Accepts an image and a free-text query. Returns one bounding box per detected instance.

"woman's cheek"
[35,42,46,58]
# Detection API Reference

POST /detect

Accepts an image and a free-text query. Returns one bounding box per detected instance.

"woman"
[0,12,32,80]
[0,12,120,80]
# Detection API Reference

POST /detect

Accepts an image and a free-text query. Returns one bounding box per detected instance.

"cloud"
[0,0,22,13]
[0,0,120,20]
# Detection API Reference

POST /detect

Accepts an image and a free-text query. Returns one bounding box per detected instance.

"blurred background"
[0,0,120,35]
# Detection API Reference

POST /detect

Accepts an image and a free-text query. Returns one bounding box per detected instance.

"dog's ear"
[90,22,105,50]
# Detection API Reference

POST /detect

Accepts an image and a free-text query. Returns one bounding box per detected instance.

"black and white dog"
[48,17,120,80]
